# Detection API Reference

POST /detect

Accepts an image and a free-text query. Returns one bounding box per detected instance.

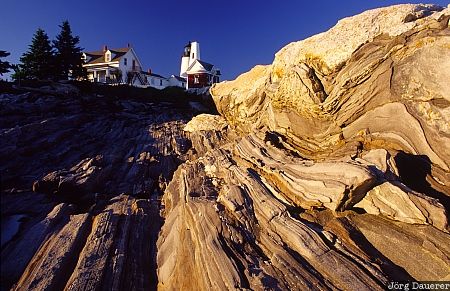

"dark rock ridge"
[1,3,450,291]
[1,90,193,290]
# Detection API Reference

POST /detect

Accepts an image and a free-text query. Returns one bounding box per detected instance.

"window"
[194,75,199,84]
[132,60,136,70]
[192,53,195,59]
[105,52,111,62]
[160,79,162,86]
[124,58,127,66]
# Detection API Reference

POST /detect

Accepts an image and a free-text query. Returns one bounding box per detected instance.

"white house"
[82,45,147,87]
[168,75,187,88]
[142,70,170,90]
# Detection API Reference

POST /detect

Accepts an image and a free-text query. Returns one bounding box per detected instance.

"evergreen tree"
[0,50,12,75]
[16,28,54,80]
[11,64,26,83]
[53,20,85,80]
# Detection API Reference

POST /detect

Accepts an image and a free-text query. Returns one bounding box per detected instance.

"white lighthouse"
[180,41,201,78]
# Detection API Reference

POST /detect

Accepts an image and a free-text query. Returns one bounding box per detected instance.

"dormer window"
[105,51,111,62]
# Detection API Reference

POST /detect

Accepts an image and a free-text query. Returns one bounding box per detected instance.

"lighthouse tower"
[180,41,201,78]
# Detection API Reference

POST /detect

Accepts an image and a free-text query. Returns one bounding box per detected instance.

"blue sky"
[1,1,448,81]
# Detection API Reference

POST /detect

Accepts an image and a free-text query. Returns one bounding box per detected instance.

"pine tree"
[0,50,12,75]
[11,64,26,83]
[16,28,54,80]
[53,20,85,80]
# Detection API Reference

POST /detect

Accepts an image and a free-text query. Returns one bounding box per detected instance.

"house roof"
[84,47,131,64]
[186,59,214,73]
[171,75,186,82]
[143,72,166,79]
[85,47,130,55]
[198,60,214,71]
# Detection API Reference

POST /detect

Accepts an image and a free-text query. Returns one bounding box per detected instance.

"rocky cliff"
[1,3,450,291]
[163,4,450,290]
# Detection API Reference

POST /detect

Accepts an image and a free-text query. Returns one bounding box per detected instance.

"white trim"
[84,61,120,67]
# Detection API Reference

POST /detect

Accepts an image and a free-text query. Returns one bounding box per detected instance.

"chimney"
[147,68,152,74]
[103,45,108,52]
[127,43,131,48]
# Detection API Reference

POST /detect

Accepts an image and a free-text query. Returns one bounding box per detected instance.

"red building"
[186,59,221,89]
[179,41,221,89]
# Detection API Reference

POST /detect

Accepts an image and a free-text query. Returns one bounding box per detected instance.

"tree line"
[0,20,85,81]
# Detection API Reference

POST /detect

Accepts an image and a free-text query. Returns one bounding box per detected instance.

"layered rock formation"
[160,3,450,289]
[211,4,450,169]
[1,3,450,291]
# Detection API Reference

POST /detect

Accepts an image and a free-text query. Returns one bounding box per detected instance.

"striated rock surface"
[1,91,193,290]
[354,181,448,229]
[170,3,449,289]
[184,113,228,133]
[2,3,450,291]
[211,4,450,170]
